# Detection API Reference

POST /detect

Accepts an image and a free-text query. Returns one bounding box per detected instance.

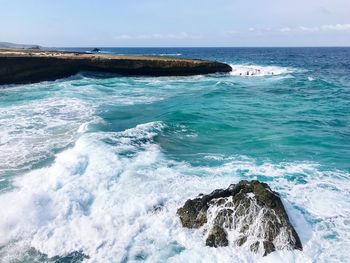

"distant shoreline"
[0,41,41,50]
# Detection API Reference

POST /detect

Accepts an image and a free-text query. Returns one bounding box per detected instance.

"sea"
[0,47,349,262]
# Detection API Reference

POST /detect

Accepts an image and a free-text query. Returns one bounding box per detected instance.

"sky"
[1,0,350,47]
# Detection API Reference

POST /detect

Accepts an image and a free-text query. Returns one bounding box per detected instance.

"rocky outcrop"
[206,225,229,247]
[0,49,232,85]
[177,180,302,256]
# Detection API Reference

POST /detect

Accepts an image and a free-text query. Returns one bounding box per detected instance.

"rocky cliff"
[0,49,232,85]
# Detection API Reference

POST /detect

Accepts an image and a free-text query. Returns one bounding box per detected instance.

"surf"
[229,64,292,77]
[0,120,349,262]
[1,47,350,262]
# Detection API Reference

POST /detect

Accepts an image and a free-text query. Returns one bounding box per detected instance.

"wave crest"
[230,64,292,76]
[0,123,349,262]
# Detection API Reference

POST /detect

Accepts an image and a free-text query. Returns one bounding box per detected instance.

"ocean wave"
[0,97,95,173]
[69,76,167,105]
[0,77,169,177]
[158,53,182,56]
[230,64,292,77]
[0,122,349,262]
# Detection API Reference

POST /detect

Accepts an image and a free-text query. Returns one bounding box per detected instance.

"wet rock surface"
[205,225,229,247]
[20,248,89,263]
[177,180,302,256]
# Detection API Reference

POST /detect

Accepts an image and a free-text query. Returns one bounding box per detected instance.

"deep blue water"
[0,48,349,262]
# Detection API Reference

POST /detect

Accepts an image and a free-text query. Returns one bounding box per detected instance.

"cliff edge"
[0,49,232,85]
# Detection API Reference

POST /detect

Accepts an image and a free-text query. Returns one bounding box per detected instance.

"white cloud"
[222,23,350,40]
[114,32,201,41]
[321,24,350,31]
[114,34,132,40]
[222,30,239,36]
[298,26,320,32]
[227,24,350,35]
[294,24,350,33]
[279,27,291,32]
[165,32,192,39]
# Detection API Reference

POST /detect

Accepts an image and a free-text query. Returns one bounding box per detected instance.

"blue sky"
[1,0,350,47]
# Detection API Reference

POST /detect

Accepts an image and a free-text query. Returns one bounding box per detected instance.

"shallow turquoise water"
[0,48,349,262]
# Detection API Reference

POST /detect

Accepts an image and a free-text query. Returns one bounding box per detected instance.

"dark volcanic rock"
[177,187,232,228]
[177,180,302,256]
[24,248,88,263]
[206,225,229,247]
[0,49,232,85]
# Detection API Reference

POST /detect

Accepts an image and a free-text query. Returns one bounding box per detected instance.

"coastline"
[0,47,349,262]
[0,48,232,85]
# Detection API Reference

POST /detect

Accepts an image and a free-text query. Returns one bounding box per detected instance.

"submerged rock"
[177,180,302,256]
[21,248,89,263]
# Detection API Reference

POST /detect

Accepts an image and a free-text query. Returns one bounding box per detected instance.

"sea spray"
[1,47,350,262]
[229,64,292,76]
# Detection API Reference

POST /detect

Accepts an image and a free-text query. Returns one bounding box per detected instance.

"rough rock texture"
[177,180,302,256]
[205,225,229,247]
[0,49,232,85]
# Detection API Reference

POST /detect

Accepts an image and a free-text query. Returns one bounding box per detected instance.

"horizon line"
[49,45,350,48]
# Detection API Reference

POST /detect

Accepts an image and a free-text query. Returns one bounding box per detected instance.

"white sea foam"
[0,76,172,175]
[0,122,349,262]
[158,53,182,56]
[204,195,299,257]
[230,64,292,77]
[0,97,95,172]
[68,76,166,105]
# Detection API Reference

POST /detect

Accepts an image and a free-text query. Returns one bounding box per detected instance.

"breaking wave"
[0,122,349,262]
[158,53,182,56]
[230,64,292,77]
[0,97,95,173]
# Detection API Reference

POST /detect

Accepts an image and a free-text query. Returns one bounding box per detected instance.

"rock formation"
[0,49,232,85]
[177,180,302,256]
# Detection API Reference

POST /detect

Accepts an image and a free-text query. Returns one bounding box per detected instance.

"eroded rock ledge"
[177,180,302,256]
[0,49,232,85]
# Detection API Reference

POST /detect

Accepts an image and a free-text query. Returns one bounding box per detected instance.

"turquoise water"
[0,48,349,262]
